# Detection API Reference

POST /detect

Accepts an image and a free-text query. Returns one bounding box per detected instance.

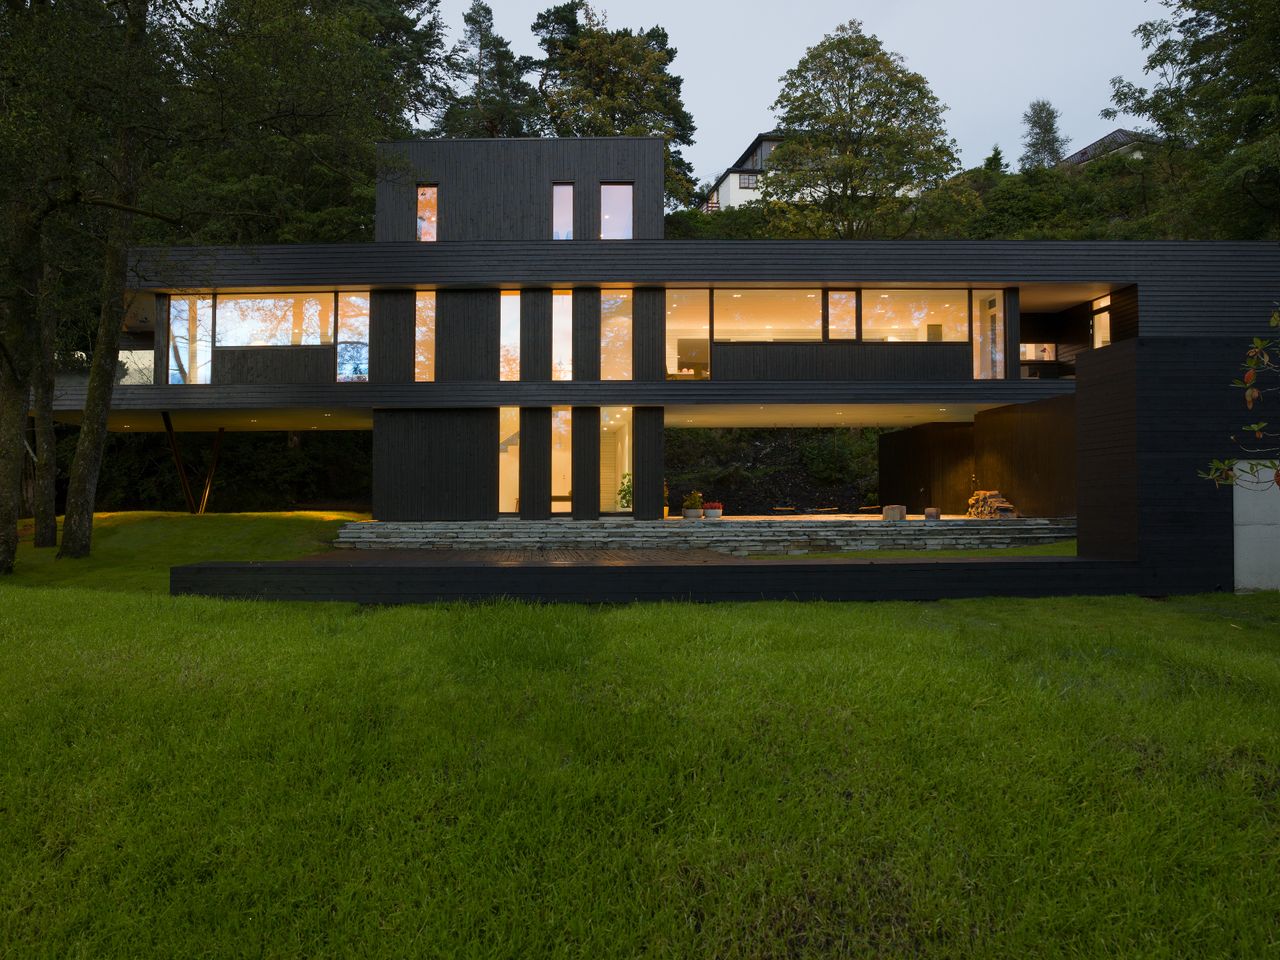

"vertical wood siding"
[211,346,335,385]
[373,408,498,520]
[974,394,1077,516]
[437,289,498,381]
[633,287,664,381]
[633,406,666,520]
[519,407,552,519]
[878,423,976,514]
[520,288,552,381]
[370,290,416,383]
[571,406,601,519]
[572,288,601,381]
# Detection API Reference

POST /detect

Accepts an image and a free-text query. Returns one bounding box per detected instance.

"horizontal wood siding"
[974,394,1077,517]
[211,346,335,385]
[1111,283,1140,340]
[519,407,551,519]
[437,289,498,381]
[878,423,975,514]
[714,342,971,380]
[369,289,415,383]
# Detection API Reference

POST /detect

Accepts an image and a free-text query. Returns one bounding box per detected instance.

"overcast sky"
[435,0,1158,180]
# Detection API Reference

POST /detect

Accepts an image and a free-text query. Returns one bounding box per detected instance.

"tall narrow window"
[600,184,633,240]
[552,406,572,514]
[552,291,573,381]
[828,291,858,340]
[416,186,438,241]
[414,292,436,382]
[971,290,1005,379]
[666,290,710,380]
[552,184,574,240]
[499,407,520,513]
[1092,295,1111,348]
[500,291,520,381]
[600,407,633,513]
[168,295,212,384]
[600,290,632,380]
[336,294,370,382]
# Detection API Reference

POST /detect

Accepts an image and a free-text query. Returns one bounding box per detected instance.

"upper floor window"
[500,291,520,381]
[862,290,968,343]
[552,290,573,381]
[415,292,436,381]
[666,290,710,380]
[417,186,438,241]
[552,184,574,240]
[168,295,212,385]
[971,290,1005,379]
[336,294,370,382]
[828,291,858,339]
[216,294,334,347]
[739,173,758,189]
[713,289,822,342]
[600,184,632,240]
[601,290,632,380]
[1092,295,1111,348]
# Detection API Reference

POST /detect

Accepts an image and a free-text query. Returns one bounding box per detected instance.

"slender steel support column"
[197,427,225,515]
[161,411,197,514]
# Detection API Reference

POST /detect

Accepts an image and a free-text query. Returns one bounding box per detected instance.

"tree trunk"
[31,265,58,547]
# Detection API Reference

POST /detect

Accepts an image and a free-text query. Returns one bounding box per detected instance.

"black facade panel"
[633,406,665,520]
[370,289,416,383]
[572,406,601,520]
[211,346,335,385]
[1112,283,1140,341]
[974,395,1077,517]
[520,288,552,381]
[1004,287,1020,380]
[519,407,551,519]
[633,287,664,381]
[878,423,975,514]
[437,289,498,381]
[714,343,971,381]
[153,294,169,385]
[372,409,498,520]
[572,287,601,381]
[1076,341,1139,559]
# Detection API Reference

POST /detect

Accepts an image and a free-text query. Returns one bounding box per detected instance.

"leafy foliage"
[1018,99,1070,171]
[440,1,542,138]
[1203,308,1280,492]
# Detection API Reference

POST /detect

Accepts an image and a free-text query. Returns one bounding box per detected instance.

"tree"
[441,1,541,137]
[983,145,1008,174]
[1106,0,1280,238]
[532,3,696,205]
[759,20,958,239]
[1019,99,1070,171]
[1204,307,1280,493]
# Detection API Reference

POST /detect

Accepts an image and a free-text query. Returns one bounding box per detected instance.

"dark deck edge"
[169,556,1185,604]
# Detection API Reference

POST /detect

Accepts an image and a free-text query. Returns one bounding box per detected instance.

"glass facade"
[417,186,438,241]
[600,184,632,240]
[552,406,572,513]
[600,290,632,380]
[1093,296,1111,348]
[117,350,154,385]
[666,290,710,380]
[215,294,333,348]
[168,295,212,384]
[336,294,369,382]
[862,290,969,342]
[552,184,573,240]
[600,406,633,513]
[971,290,1005,379]
[499,407,520,513]
[713,289,822,342]
[415,292,436,382]
[828,291,858,339]
[552,291,573,381]
[500,291,520,381]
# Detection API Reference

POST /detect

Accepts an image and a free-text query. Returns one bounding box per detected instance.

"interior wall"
[878,423,975,513]
[974,395,1077,517]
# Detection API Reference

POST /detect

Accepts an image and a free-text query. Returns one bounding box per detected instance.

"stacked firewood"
[967,490,1019,518]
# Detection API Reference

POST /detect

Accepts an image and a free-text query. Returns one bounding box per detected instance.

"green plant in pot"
[681,490,704,519]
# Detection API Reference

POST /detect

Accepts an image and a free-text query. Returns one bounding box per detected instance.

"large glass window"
[168,295,212,384]
[552,406,572,513]
[600,290,632,380]
[215,294,333,347]
[499,407,520,513]
[417,186,438,241]
[415,292,435,382]
[552,184,573,240]
[713,289,822,342]
[600,184,632,240]
[666,290,710,380]
[552,291,573,381]
[862,290,968,343]
[500,291,520,381]
[828,291,858,339]
[971,290,1005,379]
[1093,295,1111,348]
[336,294,370,382]
[600,407,633,513]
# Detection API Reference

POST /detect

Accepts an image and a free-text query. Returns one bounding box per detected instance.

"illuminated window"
[553,184,573,240]
[600,291,632,380]
[1019,343,1058,361]
[1092,296,1111,348]
[215,294,334,347]
[666,290,710,380]
[600,407,633,513]
[713,289,822,342]
[552,291,573,381]
[828,291,858,339]
[499,407,520,513]
[971,290,1005,379]
[336,294,370,382]
[500,292,520,381]
[168,295,212,384]
[600,184,632,240]
[552,406,572,513]
[414,292,435,382]
[862,290,968,343]
[417,186,438,241]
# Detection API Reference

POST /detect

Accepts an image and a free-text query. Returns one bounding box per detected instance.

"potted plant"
[703,501,724,519]
[617,472,633,511]
[681,490,704,519]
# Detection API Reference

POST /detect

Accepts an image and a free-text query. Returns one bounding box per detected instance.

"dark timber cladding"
[520,289,552,381]
[212,346,335,385]
[878,424,974,515]
[715,342,971,380]
[572,288,601,381]
[375,138,665,242]
[373,409,498,520]
[632,407,665,520]
[437,290,498,381]
[973,395,1076,517]
[519,408,551,519]
[1076,341,1138,560]
[572,406,601,519]
[369,289,416,383]
[633,288,664,381]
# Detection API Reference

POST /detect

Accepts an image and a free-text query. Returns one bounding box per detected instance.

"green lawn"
[2,513,1278,957]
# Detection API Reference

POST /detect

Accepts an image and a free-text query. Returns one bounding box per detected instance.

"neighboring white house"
[701,131,783,212]
[1059,128,1153,167]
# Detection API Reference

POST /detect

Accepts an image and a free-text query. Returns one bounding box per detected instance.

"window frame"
[738,173,758,189]
[416,184,439,242]
[552,182,574,241]
[599,182,634,240]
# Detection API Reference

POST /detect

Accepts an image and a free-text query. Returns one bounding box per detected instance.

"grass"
[752,539,1079,560]
[2,513,1278,957]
